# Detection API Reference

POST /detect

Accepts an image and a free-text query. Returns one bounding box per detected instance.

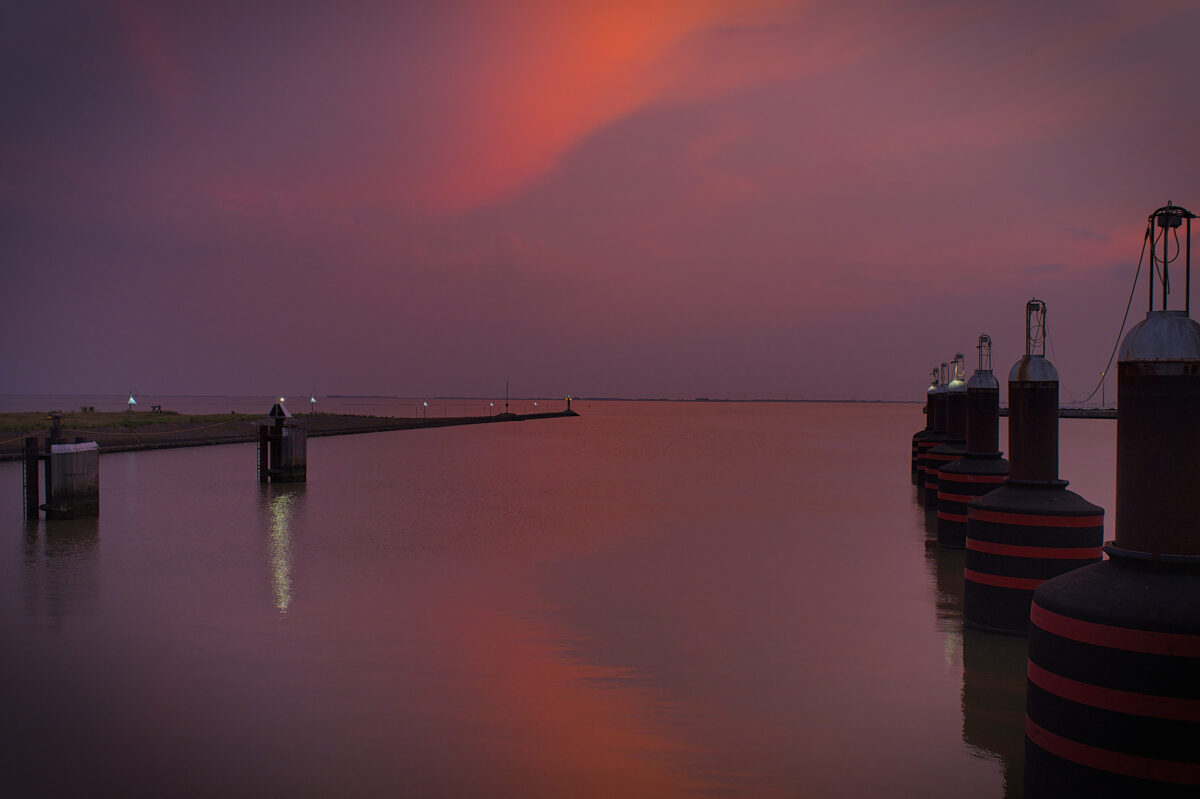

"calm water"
[0,401,1115,798]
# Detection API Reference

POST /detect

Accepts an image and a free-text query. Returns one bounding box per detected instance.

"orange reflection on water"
[420,581,716,798]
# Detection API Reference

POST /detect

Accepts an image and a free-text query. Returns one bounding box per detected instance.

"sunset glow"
[2,1,1198,400]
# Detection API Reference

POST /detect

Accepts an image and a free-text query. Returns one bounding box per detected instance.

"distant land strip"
[0,410,577,462]
[996,408,1116,419]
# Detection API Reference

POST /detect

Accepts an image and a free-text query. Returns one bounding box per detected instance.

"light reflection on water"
[0,402,1115,797]
[264,486,303,614]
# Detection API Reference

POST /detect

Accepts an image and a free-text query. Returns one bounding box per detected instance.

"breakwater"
[0,410,578,462]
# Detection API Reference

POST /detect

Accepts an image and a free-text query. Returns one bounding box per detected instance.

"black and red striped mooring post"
[962,299,1103,634]
[914,368,941,495]
[911,370,938,485]
[926,353,968,515]
[936,334,1010,548]
[920,361,949,508]
[1025,203,1200,798]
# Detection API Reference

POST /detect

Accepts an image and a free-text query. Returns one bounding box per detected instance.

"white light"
[423,401,428,407]
[279,397,286,403]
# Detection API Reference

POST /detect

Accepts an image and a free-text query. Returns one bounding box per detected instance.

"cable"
[0,430,47,446]
[1074,221,1151,405]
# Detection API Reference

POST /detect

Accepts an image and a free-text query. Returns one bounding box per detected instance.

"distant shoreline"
[996,407,1116,419]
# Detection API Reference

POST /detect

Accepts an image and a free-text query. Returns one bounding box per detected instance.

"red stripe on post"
[968,508,1104,528]
[964,569,1044,591]
[966,538,1102,560]
[936,491,973,505]
[1027,661,1200,721]
[1026,717,1200,785]
[1031,603,1200,657]
[937,510,968,523]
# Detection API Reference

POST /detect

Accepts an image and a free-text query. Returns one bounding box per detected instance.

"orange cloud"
[401,1,797,213]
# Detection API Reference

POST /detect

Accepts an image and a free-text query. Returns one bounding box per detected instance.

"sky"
[2,0,1198,401]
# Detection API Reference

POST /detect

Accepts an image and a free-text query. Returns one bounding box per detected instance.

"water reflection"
[925,530,1027,797]
[0,402,1052,796]
[261,485,305,614]
[961,629,1027,799]
[925,524,965,646]
[20,517,100,631]
[921,506,939,539]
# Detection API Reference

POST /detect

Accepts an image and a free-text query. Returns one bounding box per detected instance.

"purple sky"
[3,1,1198,400]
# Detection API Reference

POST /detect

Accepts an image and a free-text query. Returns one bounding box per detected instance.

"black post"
[270,418,283,477]
[23,437,39,518]
[258,425,269,483]
[1150,223,1155,312]
[1163,212,1170,310]
[43,435,53,508]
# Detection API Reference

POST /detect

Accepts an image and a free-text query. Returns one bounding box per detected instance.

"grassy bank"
[0,409,265,433]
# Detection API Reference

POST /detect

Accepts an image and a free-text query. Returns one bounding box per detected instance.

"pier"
[0,408,579,463]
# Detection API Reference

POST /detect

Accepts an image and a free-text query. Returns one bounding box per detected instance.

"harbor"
[4,3,1199,795]
[0,400,1111,798]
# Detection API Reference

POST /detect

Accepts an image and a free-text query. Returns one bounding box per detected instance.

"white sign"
[51,442,99,454]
